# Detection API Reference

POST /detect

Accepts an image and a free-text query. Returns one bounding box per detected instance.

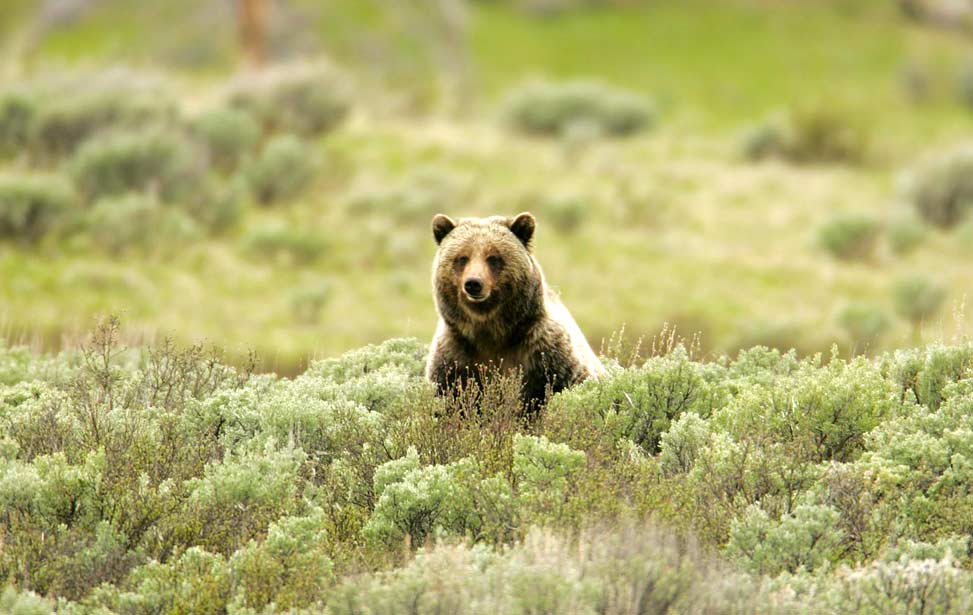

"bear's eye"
[455,256,469,268]
[486,255,503,269]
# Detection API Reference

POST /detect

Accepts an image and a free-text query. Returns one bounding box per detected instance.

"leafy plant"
[818,214,881,261]
[0,173,76,243]
[904,146,973,228]
[246,134,314,205]
[502,80,655,139]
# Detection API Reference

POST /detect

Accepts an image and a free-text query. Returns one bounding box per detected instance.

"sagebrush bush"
[0,91,36,159]
[290,281,332,324]
[904,145,973,228]
[887,214,927,255]
[818,214,881,261]
[85,193,202,254]
[892,274,946,331]
[228,64,350,137]
[838,303,891,352]
[502,80,655,139]
[246,134,314,205]
[23,73,177,162]
[741,107,866,164]
[0,173,76,243]
[545,347,727,454]
[70,128,206,203]
[6,326,973,613]
[192,107,261,173]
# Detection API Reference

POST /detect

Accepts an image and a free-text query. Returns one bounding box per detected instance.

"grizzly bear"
[425,212,604,408]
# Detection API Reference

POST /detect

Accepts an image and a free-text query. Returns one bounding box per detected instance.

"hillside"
[0,0,972,373]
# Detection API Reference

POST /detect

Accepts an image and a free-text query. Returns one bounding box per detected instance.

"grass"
[0,0,972,372]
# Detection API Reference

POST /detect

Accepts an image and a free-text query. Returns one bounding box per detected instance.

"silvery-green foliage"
[726,503,844,575]
[364,455,482,546]
[228,63,350,138]
[658,412,712,476]
[903,145,973,228]
[245,134,314,205]
[329,523,777,615]
[228,508,335,612]
[883,344,973,410]
[0,586,55,615]
[70,128,206,203]
[512,434,585,522]
[90,547,231,615]
[502,80,655,139]
[716,353,898,464]
[304,338,427,384]
[831,557,973,615]
[0,173,77,242]
[547,346,728,454]
[179,440,306,555]
[882,536,970,563]
[192,107,261,173]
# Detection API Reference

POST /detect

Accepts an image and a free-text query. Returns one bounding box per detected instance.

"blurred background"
[1,0,972,373]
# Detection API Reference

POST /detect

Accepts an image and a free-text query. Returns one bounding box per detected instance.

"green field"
[1,1,972,372]
[3,1,973,612]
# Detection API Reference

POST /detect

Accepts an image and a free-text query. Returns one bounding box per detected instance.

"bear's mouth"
[461,290,497,315]
[462,290,490,304]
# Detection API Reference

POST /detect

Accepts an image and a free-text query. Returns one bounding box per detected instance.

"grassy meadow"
[0,0,972,372]
[4,0,973,612]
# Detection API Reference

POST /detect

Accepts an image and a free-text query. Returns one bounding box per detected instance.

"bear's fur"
[425,212,604,408]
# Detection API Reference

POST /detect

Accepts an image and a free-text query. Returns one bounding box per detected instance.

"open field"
[0,0,972,373]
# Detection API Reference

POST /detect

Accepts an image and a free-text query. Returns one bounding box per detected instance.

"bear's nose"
[464,278,484,297]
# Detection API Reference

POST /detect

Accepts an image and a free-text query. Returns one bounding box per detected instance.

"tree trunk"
[238,0,267,67]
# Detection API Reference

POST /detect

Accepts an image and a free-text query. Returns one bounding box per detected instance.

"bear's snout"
[463,278,485,299]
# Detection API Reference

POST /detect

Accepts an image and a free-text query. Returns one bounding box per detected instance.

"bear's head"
[430,212,543,332]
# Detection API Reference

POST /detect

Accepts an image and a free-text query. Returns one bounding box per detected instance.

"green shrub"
[536,192,588,234]
[70,129,206,203]
[546,347,728,454]
[91,547,232,615]
[0,586,55,615]
[246,134,314,205]
[229,509,335,611]
[229,65,350,137]
[838,303,891,352]
[818,214,881,261]
[243,224,328,265]
[176,442,305,556]
[290,281,332,324]
[363,453,482,546]
[502,80,655,139]
[84,193,202,254]
[742,107,866,164]
[726,503,844,575]
[0,173,76,242]
[887,214,927,255]
[31,83,176,162]
[892,275,947,331]
[739,114,790,161]
[0,91,36,159]
[192,107,261,173]
[904,146,973,228]
[512,434,585,523]
[958,63,973,109]
[786,106,867,164]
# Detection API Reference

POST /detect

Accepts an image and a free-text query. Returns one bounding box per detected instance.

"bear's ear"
[509,212,535,247]
[432,214,457,244]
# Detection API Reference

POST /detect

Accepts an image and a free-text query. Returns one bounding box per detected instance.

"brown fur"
[425,212,604,408]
